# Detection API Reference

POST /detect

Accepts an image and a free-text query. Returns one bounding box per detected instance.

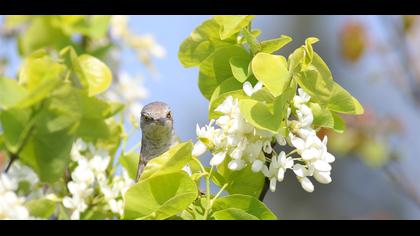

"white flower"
[117,72,149,102]
[299,177,314,193]
[110,15,129,38]
[109,199,124,216]
[275,134,287,146]
[192,140,207,157]
[0,173,17,194]
[243,81,263,96]
[0,191,30,220]
[293,88,311,108]
[228,160,246,171]
[262,140,273,154]
[243,141,263,162]
[71,139,87,162]
[215,96,236,115]
[262,152,293,192]
[251,160,264,173]
[313,171,332,184]
[89,149,110,175]
[296,104,313,128]
[196,121,217,142]
[139,34,166,59]
[210,151,227,166]
[71,163,95,186]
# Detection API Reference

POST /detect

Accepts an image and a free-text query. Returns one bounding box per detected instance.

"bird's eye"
[143,115,153,121]
[166,112,172,119]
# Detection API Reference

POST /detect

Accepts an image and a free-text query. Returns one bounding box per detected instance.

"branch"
[383,161,420,209]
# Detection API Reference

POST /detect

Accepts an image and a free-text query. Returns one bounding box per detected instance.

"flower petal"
[192,141,207,156]
[299,177,314,192]
[269,177,277,192]
[251,160,264,173]
[314,171,332,184]
[313,160,332,172]
[210,151,226,166]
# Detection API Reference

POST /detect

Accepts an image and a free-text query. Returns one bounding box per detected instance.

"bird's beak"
[157,118,168,126]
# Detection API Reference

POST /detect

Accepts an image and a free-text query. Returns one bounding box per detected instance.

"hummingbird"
[136,102,177,182]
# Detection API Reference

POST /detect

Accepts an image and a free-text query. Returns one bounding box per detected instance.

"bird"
[136,101,177,182]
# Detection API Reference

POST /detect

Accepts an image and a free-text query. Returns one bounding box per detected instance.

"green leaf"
[212,194,277,220]
[16,51,66,108]
[242,27,261,55]
[217,163,265,198]
[78,54,112,97]
[327,82,364,115]
[260,35,292,53]
[230,56,250,82]
[0,78,28,109]
[19,110,75,183]
[0,108,31,152]
[103,102,125,118]
[304,37,319,64]
[25,198,56,219]
[294,52,364,115]
[119,151,140,180]
[86,16,112,39]
[198,45,250,99]
[213,15,255,40]
[140,141,193,181]
[178,19,236,68]
[47,85,113,140]
[75,118,110,140]
[309,102,334,129]
[18,17,72,56]
[332,112,345,133]
[123,171,198,220]
[251,53,290,97]
[295,68,333,105]
[288,47,305,74]
[96,119,123,157]
[238,88,294,134]
[212,208,258,220]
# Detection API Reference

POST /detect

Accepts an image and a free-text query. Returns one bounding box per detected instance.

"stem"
[259,145,276,202]
[210,183,228,205]
[259,177,270,202]
[4,124,36,173]
[4,154,17,173]
[286,149,298,157]
[203,166,214,219]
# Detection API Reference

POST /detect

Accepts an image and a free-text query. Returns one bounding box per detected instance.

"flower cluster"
[193,84,335,193]
[110,15,165,65]
[105,71,148,123]
[0,162,40,220]
[63,139,134,219]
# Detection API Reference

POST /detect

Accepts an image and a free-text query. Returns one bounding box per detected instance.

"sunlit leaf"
[123,172,198,220]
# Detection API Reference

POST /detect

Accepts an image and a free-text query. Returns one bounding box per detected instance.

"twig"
[259,177,270,201]
[379,16,420,104]
[383,161,420,209]
[4,154,17,173]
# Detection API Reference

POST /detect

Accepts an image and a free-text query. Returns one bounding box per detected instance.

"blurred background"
[1,15,420,219]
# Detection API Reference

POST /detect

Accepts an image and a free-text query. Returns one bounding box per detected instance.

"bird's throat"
[140,128,176,162]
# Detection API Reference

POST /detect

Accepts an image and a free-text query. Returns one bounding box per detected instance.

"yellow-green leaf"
[78,54,112,97]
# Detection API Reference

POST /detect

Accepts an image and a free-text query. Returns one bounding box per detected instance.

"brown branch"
[383,161,420,209]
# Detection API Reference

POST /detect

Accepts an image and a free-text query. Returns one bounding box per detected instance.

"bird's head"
[140,101,174,140]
